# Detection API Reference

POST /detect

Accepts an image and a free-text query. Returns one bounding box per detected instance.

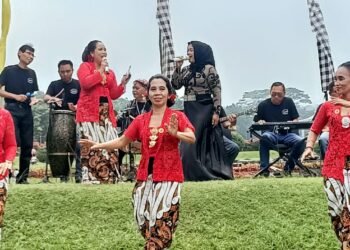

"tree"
[32,102,49,144]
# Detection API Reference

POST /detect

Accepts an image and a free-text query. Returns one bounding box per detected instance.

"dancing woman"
[0,107,16,237]
[301,62,350,250]
[80,74,195,249]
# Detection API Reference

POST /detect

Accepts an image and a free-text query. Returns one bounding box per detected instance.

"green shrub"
[231,132,259,151]
[36,148,47,163]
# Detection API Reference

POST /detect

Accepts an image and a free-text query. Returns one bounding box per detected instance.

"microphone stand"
[124,108,136,181]
[127,115,136,182]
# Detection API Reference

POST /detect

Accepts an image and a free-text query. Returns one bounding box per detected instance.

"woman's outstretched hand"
[166,113,179,136]
[79,139,99,150]
[0,161,12,176]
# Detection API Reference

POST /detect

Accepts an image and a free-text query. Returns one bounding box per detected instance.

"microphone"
[169,56,189,62]
[104,57,109,73]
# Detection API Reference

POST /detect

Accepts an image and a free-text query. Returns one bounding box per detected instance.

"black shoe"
[16,180,29,184]
[302,171,312,177]
[60,176,69,183]
[262,170,270,177]
[283,170,292,176]
[75,178,82,184]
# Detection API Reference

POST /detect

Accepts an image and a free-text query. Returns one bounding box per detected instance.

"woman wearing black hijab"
[171,41,232,181]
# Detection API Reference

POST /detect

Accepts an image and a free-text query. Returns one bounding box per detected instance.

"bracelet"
[214,105,222,115]
[305,146,313,150]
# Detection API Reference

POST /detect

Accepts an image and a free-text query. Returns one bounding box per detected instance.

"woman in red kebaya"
[302,62,350,250]
[0,107,17,238]
[80,74,195,249]
[76,40,130,184]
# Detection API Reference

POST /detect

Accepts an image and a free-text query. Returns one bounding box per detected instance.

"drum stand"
[38,155,51,184]
[40,158,51,183]
[40,104,55,184]
[122,113,137,181]
[125,145,136,181]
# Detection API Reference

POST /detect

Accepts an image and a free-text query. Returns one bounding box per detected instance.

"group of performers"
[1,40,350,249]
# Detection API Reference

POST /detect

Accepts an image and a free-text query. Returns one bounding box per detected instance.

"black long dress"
[172,48,232,181]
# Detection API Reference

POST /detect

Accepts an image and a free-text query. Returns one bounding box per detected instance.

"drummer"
[117,79,151,180]
[44,60,81,183]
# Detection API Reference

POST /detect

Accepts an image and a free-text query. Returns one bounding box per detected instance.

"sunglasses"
[271,92,283,97]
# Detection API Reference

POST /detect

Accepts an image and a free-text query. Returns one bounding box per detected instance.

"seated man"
[254,82,305,176]
[220,109,240,169]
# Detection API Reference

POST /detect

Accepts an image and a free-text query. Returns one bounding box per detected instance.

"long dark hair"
[82,40,101,62]
[147,74,176,107]
[339,61,350,72]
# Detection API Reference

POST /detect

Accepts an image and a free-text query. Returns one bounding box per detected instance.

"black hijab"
[188,41,216,74]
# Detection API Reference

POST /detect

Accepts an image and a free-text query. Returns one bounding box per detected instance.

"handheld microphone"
[104,58,109,73]
[169,56,189,62]
[26,92,36,98]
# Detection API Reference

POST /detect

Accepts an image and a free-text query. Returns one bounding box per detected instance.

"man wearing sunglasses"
[254,82,304,177]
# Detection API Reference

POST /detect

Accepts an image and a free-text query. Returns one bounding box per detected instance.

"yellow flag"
[0,0,11,71]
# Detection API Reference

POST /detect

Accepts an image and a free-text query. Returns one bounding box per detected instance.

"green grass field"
[0,178,339,250]
[236,151,278,161]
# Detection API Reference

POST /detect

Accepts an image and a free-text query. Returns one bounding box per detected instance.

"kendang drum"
[47,110,76,177]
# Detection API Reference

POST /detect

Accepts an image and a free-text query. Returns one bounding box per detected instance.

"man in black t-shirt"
[0,44,39,184]
[254,82,304,176]
[44,60,80,111]
[44,60,81,183]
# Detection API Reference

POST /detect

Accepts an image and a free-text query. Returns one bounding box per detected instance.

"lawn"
[0,178,338,250]
[236,150,278,161]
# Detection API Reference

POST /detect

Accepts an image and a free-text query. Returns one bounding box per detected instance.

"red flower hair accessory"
[169,93,177,102]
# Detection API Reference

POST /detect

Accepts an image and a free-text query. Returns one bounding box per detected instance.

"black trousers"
[5,103,33,182]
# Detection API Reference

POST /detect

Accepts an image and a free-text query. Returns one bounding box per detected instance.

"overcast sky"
[2,0,350,105]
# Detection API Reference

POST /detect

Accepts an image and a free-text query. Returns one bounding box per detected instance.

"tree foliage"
[32,91,50,144]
